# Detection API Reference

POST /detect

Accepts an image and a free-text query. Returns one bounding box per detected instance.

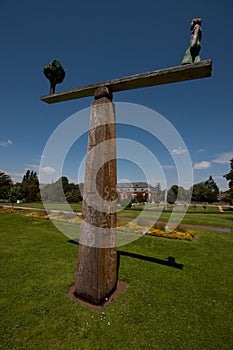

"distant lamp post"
[164,189,168,211]
[43,59,66,95]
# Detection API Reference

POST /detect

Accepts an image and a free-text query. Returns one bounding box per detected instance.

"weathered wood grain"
[74,97,117,305]
[41,60,212,104]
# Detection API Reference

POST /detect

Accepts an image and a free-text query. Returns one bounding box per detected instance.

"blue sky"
[0,0,232,191]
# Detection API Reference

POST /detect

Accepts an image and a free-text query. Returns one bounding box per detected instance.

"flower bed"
[0,207,26,214]
[117,221,145,234]
[3,208,195,241]
[49,214,82,225]
[25,211,82,224]
[147,228,195,241]
[117,220,195,241]
[25,211,49,220]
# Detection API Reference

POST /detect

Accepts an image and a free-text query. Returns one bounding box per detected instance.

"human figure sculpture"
[182,18,202,65]
[43,59,66,94]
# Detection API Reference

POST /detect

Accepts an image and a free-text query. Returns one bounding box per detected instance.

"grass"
[1,212,233,349]
[2,200,233,230]
[187,205,220,213]
[2,200,233,229]
[173,212,233,228]
[4,201,83,212]
[118,208,233,229]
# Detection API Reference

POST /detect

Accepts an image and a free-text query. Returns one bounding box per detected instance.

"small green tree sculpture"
[43,59,66,94]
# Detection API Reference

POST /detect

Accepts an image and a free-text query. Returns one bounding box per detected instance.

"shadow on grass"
[118,251,183,269]
[67,239,183,270]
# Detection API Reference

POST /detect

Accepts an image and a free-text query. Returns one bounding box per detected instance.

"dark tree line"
[0,169,40,204]
[1,159,233,204]
[191,175,219,203]
[41,176,82,203]
[167,176,219,204]
[0,170,83,204]
[0,171,13,199]
[223,158,233,204]
[21,170,41,202]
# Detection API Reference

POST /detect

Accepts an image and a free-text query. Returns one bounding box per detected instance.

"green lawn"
[187,205,220,213]
[2,201,233,229]
[6,201,83,212]
[1,212,233,349]
[118,208,233,229]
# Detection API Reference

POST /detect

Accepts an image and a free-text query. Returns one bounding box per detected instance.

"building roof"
[117,182,149,188]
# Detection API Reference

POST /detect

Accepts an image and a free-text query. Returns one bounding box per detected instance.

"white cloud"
[41,166,56,175]
[193,151,232,172]
[214,175,226,180]
[171,148,187,155]
[194,161,211,170]
[212,152,233,164]
[0,139,13,147]
[69,177,83,184]
[25,164,40,171]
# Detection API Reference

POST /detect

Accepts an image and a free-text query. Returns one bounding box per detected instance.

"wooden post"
[74,87,118,305]
[41,60,212,305]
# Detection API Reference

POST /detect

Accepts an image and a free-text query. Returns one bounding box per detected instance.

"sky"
[0,0,233,191]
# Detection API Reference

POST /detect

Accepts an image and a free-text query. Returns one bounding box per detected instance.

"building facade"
[117,182,148,200]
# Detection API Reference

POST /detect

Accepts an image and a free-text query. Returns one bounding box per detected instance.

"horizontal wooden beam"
[41,59,212,104]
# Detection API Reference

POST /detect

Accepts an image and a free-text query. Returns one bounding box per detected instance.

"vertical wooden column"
[74,87,118,305]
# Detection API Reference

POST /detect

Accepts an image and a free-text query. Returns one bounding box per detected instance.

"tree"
[192,183,211,202]
[0,171,12,187]
[8,187,17,209]
[8,186,25,208]
[191,176,219,203]
[22,170,30,183]
[176,186,192,202]
[204,175,219,202]
[13,185,26,201]
[224,158,233,189]
[66,185,82,202]
[205,175,219,193]
[153,182,163,204]
[78,182,84,197]
[0,171,13,199]
[22,170,40,202]
[223,158,233,203]
[167,185,178,204]
[43,59,66,94]
[56,176,69,193]
[41,177,83,203]
[41,181,66,202]
[22,170,39,186]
